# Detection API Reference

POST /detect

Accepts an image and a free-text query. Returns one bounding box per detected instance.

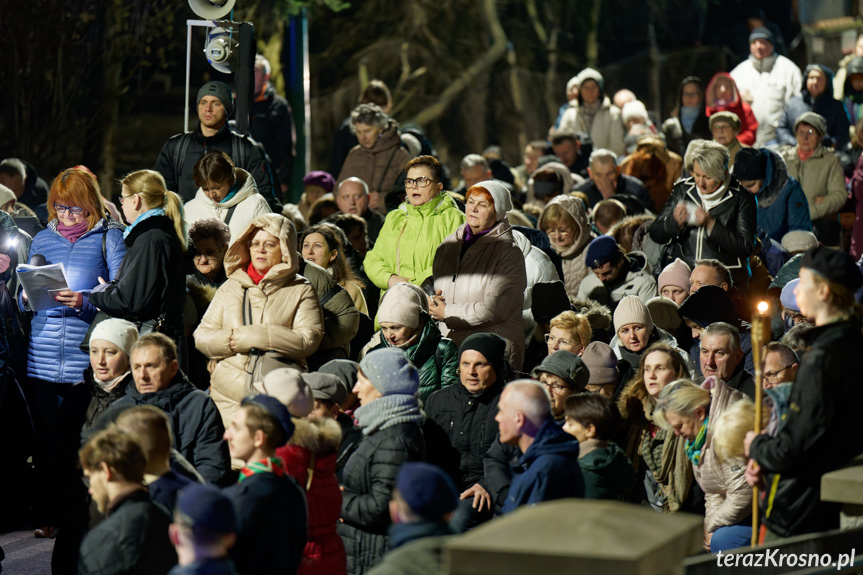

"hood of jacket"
[378,312,441,364]
[123,371,198,411]
[578,439,634,486]
[705,72,742,109]
[224,213,299,285]
[192,168,258,209]
[287,416,342,457]
[802,64,836,104]
[528,161,575,201]
[757,148,791,208]
[575,68,606,104]
[365,123,403,155]
[454,217,513,243]
[541,195,592,259]
[845,58,863,102]
[676,75,707,116]
[514,418,580,470]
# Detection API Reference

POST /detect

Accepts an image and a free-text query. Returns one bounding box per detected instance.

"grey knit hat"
[359,348,419,397]
[303,372,348,405]
[613,295,654,334]
[197,81,234,115]
[319,359,359,395]
[531,350,589,391]
[378,283,428,329]
[794,112,826,138]
[581,342,619,385]
[469,180,512,221]
[89,318,139,357]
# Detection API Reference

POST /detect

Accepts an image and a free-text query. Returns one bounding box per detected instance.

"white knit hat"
[469,180,512,222]
[0,184,16,207]
[253,368,314,417]
[621,101,649,125]
[613,295,654,334]
[89,318,139,357]
[378,283,428,329]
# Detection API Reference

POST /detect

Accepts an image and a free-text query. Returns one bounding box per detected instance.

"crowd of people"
[1,28,863,575]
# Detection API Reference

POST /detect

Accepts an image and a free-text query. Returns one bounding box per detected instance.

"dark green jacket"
[578,439,636,501]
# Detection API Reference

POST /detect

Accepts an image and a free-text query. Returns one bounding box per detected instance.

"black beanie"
[458,333,507,381]
[678,285,739,328]
[531,281,573,324]
[733,148,767,181]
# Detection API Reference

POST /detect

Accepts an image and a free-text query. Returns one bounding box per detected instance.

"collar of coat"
[683,176,743,211]
[398,190,459,217]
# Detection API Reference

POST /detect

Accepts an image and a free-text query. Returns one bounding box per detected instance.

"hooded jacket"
[25,217,126,383]
[730,52,803,146]
[432,219,528,370]
[194,214,325,428]
[513,229,560,339]
[338,123,411,198]
[662,76,713,157]
[576,251,658,308]
[503,418,584,513]
[526,161,577,205]
[705,72,759,146]
[539,195,594,297]
[745,149,811,242]
[364,192,465,299]
[276,417,346,575]
[776,65,850,150]
[578,439,636,501]
[559,69,626,156]
[183,168,271,243]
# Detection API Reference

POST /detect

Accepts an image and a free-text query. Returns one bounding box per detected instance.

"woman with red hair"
[430,181,527,370]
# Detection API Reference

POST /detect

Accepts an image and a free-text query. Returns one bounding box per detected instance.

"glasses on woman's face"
[249,240,279,252]
[542,380,572,394]
[54,204,84,215]
[118,193,138,205]
[404,177,437,189]
[544,333,573,349]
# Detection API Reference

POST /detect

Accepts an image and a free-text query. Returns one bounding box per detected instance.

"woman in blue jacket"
[21,167,125,531]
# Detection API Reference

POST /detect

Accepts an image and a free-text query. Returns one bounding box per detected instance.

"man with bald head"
[497,380,583,513]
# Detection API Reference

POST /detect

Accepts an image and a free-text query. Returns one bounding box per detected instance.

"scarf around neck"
[123,207,166,239]
[247,262,267,284]
[685,415,709,465]
[354,394,422,436]
[680,106,700,133]
[239,456,286,483]
[58,220,90,242]
[219,181,241,204]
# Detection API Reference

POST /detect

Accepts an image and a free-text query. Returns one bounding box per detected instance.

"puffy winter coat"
[432,220,527,370]
[776,65,850,150]
[513,230,560,340]
[183,168,271,243]
[742,148,811,242]
[782,145,846,222]
[730,54,803,146]
[24,218,126,383]
[694,376,750,534]
[503,418,584,513]
[559,94,626,156]
[338,422,426,575]
[364,192,464,299]
[194,214,325,428]
[539,195,594,298]
[276,417,346,575]
[297,260,359,370]
[705,72,759,146]
[649,176,757,275]
[338,124,411,201]
[89,215,187,352]
[424,379,504,490]
[365,315,459,402]
[106,373,231,486]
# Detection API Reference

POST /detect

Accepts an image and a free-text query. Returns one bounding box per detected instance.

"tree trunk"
[98,0,123,199]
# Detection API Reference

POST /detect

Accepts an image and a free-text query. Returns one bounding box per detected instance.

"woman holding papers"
[20,167,126,534]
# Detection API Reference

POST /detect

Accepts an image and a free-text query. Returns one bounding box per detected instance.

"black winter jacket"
[749,319,863,537]
[153,123,279,210]
[224,471,308,575]
[424,380,504,490]
[104,373,231,486]
[248,85,294,186]
[77,489,177,575]
[649,176,756,274]
[338,422,426,575]
[89,216,187,350]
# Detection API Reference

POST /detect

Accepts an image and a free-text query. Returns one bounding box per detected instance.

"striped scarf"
[238,456,287,483]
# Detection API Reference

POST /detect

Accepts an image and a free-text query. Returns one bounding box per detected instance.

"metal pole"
[185,19,219,133]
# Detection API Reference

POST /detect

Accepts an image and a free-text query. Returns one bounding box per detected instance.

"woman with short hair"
[546,310,592,357]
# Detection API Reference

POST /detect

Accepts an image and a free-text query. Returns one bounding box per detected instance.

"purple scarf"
[58,221,90,243]
[463,222,495,248]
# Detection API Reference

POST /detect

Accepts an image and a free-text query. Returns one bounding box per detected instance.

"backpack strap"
[224,205,238,226]
[173,134,193,186]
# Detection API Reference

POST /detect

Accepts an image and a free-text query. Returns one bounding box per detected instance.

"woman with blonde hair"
[90,169,188,361]
[546,310,592,357]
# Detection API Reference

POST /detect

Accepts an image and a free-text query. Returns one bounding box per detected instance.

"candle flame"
[757,301,768,314]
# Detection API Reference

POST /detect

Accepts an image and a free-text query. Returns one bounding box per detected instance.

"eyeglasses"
[586,383,616,393]
[796,128,816,137]
[764,365,793,381]
[118,193,138,205]
[54,204,85,214]
[404,177,438,189]
[249,240,279,252]
[545,333,573,348]
[542,380,572,393]
[194,249,224,261]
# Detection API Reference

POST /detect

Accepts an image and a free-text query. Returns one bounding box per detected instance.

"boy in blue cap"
[169,484,239,574]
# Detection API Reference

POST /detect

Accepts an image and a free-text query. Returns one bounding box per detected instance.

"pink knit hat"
[658,258,691,294]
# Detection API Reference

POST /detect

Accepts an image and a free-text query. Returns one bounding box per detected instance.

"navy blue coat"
[22,218,126,383]
[503,418,584,513]
[751,149,812,243]
[776,65,850,150]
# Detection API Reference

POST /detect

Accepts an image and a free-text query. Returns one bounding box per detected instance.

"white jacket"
[730,54,802,147]
[184,168,271,244]
[558,96,626,157]
[512,230,560,341]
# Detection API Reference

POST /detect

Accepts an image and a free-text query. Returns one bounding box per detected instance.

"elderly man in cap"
[580,341,622,398]
[168,484,239,575]
[779,278,809,333]
[730,27,803,147]
[531,350,589,422]
[367,462,458,575]
[709,111,745,165]
[576,235,657,310]
[424,333,508,531]
[154,81,280,209]
[746,247,863,540]
[223,394,308,575]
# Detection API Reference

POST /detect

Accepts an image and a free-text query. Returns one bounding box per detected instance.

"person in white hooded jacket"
[558,68,626,157]
[512,229,560,342]
[184,151,271,244]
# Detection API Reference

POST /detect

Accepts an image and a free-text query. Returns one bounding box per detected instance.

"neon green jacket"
[363,192,465,298]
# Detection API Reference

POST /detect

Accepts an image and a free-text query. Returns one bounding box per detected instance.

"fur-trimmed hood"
[287,416,343,457]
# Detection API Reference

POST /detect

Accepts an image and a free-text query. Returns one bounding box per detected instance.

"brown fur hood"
[616,376,655,422]
[287,416,343,457]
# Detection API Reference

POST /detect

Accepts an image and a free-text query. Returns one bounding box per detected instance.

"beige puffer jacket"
[693,376,751,535]
[194,214,325,427]
[539,195,594,297]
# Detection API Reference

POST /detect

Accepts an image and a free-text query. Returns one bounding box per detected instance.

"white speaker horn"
[188,0,236,19]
